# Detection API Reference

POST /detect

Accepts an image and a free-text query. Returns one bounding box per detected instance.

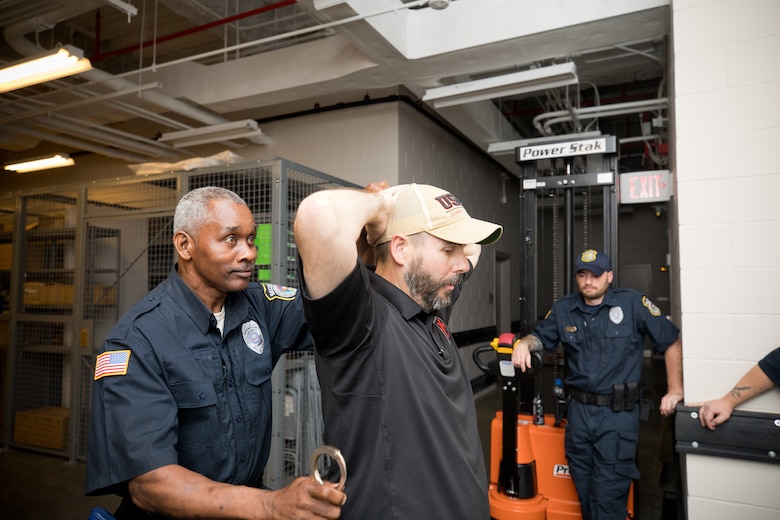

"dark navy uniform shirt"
[533,287,680,394]
[300,261,490,520]
[86,266,311,497]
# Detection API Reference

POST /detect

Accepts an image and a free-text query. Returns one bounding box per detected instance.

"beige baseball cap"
[376,183,503,245]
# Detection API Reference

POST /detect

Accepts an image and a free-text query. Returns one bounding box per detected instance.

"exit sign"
[619,170,671,203]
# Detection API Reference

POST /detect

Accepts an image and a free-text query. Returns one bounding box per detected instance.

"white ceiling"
[0,0,670,177]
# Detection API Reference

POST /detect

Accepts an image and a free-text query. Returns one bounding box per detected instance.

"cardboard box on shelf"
[22,283,75,306]
[0,243,11,270]
[0,320,8,347]
[93,285,117,305]
[49,284,74,305]
[13,407,70,450]
[37,215,65,229]
[23,282,46,305]
[42,284,59,305]
[59,284,74,305]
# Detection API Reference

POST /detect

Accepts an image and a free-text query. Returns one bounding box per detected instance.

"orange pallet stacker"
[475,332,635,520]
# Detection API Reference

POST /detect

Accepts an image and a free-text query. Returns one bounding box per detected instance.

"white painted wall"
[253,101,402,188]
[671,0,780,517]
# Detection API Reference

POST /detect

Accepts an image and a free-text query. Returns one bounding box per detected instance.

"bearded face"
[404,254,462,313]
[576,269,613,305]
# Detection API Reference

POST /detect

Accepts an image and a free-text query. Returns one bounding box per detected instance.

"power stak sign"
[516,136,616,163]
[619,170,671,203]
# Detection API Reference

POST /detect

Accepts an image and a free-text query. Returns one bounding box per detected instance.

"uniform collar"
[167,264,237,335]
[570,287,618,313]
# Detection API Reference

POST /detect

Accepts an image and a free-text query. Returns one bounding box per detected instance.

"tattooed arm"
[697,363,775,430]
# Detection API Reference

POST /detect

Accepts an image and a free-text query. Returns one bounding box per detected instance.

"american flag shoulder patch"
[94,350,131,380]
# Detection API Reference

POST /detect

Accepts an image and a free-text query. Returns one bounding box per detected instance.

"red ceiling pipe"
[92,0,297,62]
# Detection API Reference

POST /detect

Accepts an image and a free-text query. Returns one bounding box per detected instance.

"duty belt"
[569,388,613,406]
[569,382,639,412]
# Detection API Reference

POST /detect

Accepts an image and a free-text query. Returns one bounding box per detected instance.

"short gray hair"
[174,186,248,236]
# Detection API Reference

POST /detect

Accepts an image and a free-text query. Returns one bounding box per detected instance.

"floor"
[0,447,120,519]
[0,355,682,520]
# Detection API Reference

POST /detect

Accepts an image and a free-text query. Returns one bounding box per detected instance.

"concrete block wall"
[671,0,780,517]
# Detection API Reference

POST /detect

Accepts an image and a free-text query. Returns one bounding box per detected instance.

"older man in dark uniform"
[86,186,345,519]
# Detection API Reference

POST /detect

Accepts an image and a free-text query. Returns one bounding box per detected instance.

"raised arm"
[294,186,397,299]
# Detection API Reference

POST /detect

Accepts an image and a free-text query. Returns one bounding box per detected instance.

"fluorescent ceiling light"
[158,119,270,148]
[423,62,578,109]
[4,154,75,173]
[0,45,93,94]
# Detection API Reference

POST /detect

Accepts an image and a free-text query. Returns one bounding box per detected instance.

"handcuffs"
[309,445,347,491]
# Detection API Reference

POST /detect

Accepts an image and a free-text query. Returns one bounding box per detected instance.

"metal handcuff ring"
[309,445,347,491]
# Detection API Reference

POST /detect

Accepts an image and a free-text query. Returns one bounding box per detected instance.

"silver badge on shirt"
[242,320,265,355]
[609,306,624,324]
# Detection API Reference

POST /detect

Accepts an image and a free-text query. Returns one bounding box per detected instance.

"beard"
[580,283,608,304]
[404,255,461,313]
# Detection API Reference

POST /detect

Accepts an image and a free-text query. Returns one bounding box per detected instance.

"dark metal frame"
[676,405,780,465]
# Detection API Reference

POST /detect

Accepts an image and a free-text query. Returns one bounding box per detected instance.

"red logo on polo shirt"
[433,316,450,338]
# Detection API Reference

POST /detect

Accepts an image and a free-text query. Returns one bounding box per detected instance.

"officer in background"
[512,249,683,520]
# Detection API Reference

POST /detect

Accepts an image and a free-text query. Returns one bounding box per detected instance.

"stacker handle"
[472,337,543,378]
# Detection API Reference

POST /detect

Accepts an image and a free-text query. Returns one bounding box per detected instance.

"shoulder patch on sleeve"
[642,296,662,317]
[94,350,131,380]
[262,284,297,301]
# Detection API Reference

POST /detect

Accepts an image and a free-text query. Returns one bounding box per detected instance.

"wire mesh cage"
[7,190,80,454]
[0,195,14,437]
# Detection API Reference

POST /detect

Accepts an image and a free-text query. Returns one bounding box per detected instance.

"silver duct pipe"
[12,125,149,163]
[533,98,668,136]
[29,115,182,160]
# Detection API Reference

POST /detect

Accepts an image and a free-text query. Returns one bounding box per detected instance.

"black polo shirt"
[301,261,490,520]
[759,347,780,386]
